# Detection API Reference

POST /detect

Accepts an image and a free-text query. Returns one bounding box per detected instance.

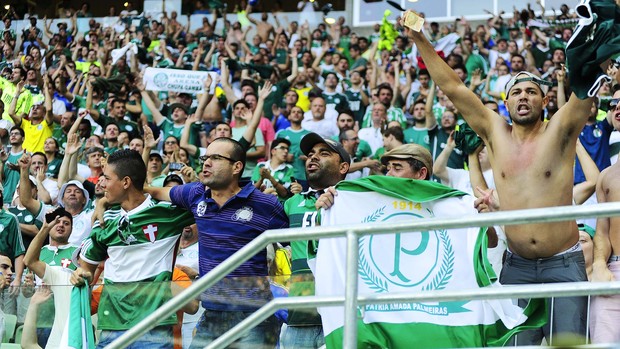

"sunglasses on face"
[610,98,620,109]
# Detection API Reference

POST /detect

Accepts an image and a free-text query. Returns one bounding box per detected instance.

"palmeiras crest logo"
[153,73,168,89]
[358,206,467,315]
[358,206,454,293]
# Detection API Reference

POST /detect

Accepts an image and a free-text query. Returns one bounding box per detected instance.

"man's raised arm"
[404,25,496,140]
[144,186,172,202]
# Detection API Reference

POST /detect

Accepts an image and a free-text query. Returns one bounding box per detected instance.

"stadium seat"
[1,315,16,343]
[12,326,22,346]
[0,344,21,348]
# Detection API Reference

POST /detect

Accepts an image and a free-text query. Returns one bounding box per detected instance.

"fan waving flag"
[61,284,96,349]
[311,176,546,348]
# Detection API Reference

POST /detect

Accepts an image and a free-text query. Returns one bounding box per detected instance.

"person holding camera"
[23,208,76,348]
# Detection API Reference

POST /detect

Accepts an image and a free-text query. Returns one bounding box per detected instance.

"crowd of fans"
[0,0,616,347]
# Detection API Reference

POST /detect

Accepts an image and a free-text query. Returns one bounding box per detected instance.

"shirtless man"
[404,20,593,344]
[591,89,620,344]
[248,11,275,43]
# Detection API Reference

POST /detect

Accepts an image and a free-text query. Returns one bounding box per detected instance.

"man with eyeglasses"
[591,86,620,343]
[252,138,298,200]
[147,137,289,348]
[71,149,195,348]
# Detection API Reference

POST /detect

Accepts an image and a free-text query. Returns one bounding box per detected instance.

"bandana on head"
[505,72,554,96]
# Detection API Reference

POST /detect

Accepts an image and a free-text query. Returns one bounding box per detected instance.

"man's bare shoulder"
[599,163,620,201]
[548,95,592,128]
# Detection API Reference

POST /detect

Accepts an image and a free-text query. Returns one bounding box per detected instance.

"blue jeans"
[279,324,324,349]
[189,310,278,349]
[96,326,173,349]
[37,327,51,348]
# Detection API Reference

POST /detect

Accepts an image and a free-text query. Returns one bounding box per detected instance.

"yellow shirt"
[294,86,313,112]
[0,77,32,122]
[22,118,53,153]
[75,60,102,73]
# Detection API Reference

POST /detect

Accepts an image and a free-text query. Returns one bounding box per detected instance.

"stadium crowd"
[0,0,618,347]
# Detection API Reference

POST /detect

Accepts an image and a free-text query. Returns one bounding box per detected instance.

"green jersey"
[3,151,23,205]
[251,161,295,201]
[373,147,385,160]
[330,135,372,160]
[8,206,41,250]
[232,126,264,179]
[322,91,348,114]
[403,126,431,150]
[283,192,322,326]
[0,210,25,259]
[263,80,291,120]
[362,105,406,129]
[275,128,311,180]
[338,35,351,51]
[343,89,366,123]
[350,57,368,71]
[81,196,194,330]
[158,118,185,140]
[71,95,87,109]
[275,48,288,65]
[465,53,488,81]
[34,244,78,328]
[46,158,63,179]
[52,126,68,152]
[103,116,140,139]
[40,244,78,270]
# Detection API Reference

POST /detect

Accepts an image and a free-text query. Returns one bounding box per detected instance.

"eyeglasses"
[610,98,620,109]
[273,146,289,151]
[199,154,238,163]
[164,141,178,145]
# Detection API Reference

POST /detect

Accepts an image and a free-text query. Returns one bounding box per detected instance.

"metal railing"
[107,202,620,349]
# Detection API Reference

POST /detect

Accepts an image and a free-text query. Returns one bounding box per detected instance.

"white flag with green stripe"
[312,176,545,348]
[60,285,95,349]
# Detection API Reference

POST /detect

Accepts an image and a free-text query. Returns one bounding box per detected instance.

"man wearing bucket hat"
[380,143,433,180]
[18,153,93,247]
